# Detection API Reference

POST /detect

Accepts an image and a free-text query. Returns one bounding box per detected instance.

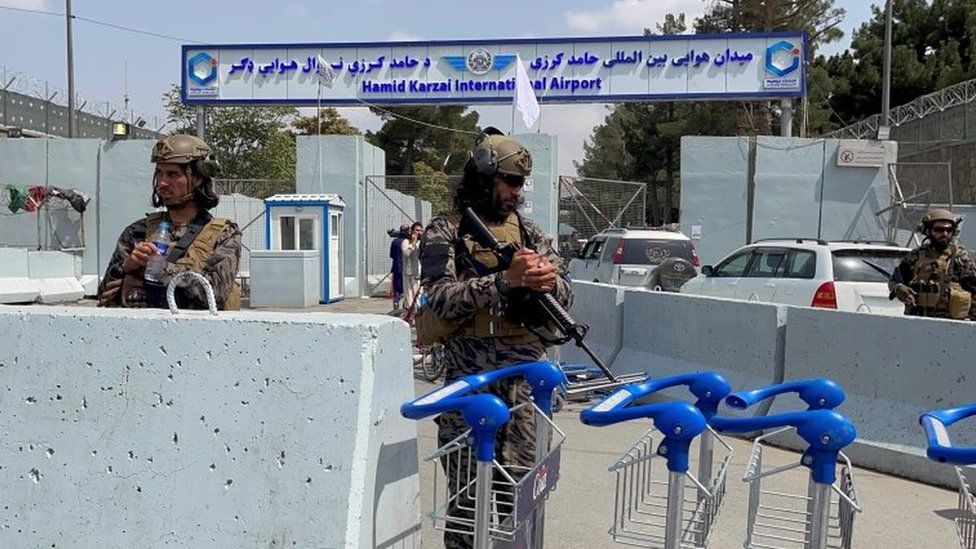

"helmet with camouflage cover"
[151,134,221,177]
[917,208,960,234]
[150,134,221,209]
[470,127,532,178]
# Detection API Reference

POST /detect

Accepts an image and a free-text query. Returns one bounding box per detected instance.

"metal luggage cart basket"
[608,424,733,548]
[921,403,976,549]
[712,378,862,549]
[739,427,860,549]
[581,371,735,549]
[427,400,567,543]
[401,360,568,549]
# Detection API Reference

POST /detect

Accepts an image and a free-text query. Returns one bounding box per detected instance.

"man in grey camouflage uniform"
[419,128,572,548]
[98,134,242,310]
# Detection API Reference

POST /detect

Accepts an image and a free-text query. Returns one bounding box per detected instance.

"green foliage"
[163,85,298,181]
[412,161,454,216]
[291,108,360,135]
[365,106,480,175]
[818,0,976,129]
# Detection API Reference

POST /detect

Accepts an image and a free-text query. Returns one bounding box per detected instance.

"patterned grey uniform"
[98,211,242,310]
[420,211,572,549]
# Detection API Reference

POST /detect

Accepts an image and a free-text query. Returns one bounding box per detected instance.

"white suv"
[679,239,911,315]
[567,228,699,289]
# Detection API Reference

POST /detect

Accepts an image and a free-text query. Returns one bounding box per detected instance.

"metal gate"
[558,175,647,258]
[363,174,455,297]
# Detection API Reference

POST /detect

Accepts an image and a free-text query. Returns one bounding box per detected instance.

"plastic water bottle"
[144,221,172,283]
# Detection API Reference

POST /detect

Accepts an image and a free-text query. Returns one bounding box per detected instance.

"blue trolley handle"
[711,408,856,484]
[401,361,566,461]
[724,378,846,411]
[579,373,729,473]
[921,403,976,465]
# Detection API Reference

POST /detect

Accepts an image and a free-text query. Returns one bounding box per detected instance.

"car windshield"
[620,239,694,265]
[831,249,907,283]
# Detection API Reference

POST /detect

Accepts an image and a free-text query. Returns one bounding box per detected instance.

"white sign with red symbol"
[533,464,549,500]
[836,140,887,168]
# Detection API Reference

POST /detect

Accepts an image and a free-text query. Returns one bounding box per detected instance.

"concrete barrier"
[559,282,624,368]
[26,251,84,303]
[774,306,976,486]
[0,306,421,548]
[613,289,786,406]
[0,248,40,303]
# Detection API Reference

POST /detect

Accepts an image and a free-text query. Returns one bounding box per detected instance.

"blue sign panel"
[181,32,807,106]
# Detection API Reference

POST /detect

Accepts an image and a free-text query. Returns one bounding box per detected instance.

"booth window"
[279,216,316,250]
[330,214,340,238]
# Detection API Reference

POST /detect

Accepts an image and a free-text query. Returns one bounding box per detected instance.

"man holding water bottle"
[98,135,242,310]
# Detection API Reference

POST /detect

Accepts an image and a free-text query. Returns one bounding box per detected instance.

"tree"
[819,0,976,131]
[412,161,454,216]
[291,108,360,135]
[365,106,480,175]
[163,85,298,182]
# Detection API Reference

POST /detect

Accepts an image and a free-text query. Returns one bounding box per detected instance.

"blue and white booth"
[262,194,345,304]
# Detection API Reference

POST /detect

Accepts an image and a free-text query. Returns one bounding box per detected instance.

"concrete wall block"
[27,250,75,278]
[777,306,976,485]
[34,278,85,303]
[613,290,785,399]
[0,278,40,303]
[0,247,30,277]
[0,306,420,547]
[559,282,624,368]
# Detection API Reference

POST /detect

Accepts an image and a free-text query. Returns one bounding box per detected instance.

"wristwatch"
[495,273,512,297]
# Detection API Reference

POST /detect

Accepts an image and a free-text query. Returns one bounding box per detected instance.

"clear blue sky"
[0,0,877,175]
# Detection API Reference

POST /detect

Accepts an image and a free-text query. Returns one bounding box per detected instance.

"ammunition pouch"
[911,280,943,309]
[949,282,972,320]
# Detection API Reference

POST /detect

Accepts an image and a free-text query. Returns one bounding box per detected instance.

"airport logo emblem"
[186,52,219,98]
[442,49,516,75]
[763,40,802,89]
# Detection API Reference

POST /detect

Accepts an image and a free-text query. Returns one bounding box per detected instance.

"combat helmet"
[917,208,960,234]
[470,127,532,178]
[151,134,220,177]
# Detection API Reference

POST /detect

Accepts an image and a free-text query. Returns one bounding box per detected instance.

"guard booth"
[259,194,345,304]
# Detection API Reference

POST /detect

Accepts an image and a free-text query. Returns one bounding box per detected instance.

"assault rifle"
[460,207,644,390]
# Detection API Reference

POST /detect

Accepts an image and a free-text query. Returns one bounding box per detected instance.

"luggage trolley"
[579,372,735,549]
[401,360,566,549]
[710,379,862,549]
[921,402,976,548]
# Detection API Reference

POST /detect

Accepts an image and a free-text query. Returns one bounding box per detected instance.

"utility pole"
[65,0,75,137]
[881,0,893,126]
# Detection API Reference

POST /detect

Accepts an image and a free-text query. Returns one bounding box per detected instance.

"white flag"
[514,55,540,129]
[316,55,337,88]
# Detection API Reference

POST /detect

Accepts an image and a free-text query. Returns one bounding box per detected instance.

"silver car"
[567,228,700,289]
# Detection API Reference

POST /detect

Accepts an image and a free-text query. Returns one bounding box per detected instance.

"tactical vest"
[910,244,971,319]
[414,211,535,345]
[121,212,241,310]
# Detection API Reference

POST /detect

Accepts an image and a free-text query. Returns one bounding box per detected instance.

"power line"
[0,5,201,43]
[353,97,480,136]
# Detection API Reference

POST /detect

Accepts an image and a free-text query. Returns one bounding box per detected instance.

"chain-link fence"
[213,179,295,200]
[558,176,647,258]
[881,162,953,244]
[363,174,453,297]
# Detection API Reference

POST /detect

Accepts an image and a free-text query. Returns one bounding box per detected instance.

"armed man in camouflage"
[890,208,976,319]
[418,128,572,548]
[98,135,242,310]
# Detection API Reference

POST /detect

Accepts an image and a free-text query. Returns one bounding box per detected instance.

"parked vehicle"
[679,239,910,314]
[567,227,700,290]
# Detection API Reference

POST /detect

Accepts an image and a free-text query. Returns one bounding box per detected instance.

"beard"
[489,194,524,220]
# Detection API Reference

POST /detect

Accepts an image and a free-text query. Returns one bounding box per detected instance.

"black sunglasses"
[498,173,526,187]
[930,226,954,234]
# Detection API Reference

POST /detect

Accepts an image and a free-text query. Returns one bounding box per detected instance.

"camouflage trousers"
[435,335,547,549]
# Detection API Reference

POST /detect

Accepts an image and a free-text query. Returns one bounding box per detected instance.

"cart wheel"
[420,344,446,382]
[552,389,566,413]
